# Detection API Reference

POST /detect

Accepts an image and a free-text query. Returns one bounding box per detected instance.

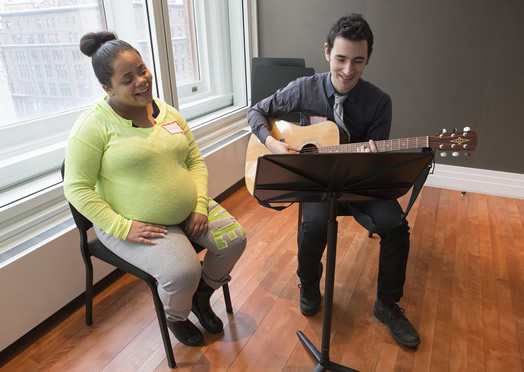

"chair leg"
[222,283,233,313]
[297,202,303,233]
[84,256,94,326]
[147,282,176,368]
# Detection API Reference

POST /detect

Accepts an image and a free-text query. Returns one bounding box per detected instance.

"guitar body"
[245,120,339,195]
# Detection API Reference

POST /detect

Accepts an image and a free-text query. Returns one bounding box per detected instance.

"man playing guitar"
[248,13,420,348]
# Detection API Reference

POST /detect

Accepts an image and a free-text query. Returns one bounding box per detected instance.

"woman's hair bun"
[79,31,118,57]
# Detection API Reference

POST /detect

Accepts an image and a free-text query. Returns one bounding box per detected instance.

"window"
[0,0,251,255]
[170,0,248,121]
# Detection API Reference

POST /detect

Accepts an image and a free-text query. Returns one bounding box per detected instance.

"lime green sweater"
[64,98,208,240]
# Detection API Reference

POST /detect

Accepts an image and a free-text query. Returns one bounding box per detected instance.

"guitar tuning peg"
[452,151,459,157]
[465,152,471,157]
[463,126,471,132]
[441,128,447,133]
[440,152,448,157]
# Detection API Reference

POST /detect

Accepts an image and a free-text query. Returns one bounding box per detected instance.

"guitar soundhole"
[300,143,319,154]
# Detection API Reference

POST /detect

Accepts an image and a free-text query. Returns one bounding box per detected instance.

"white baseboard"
[426,164,524,199]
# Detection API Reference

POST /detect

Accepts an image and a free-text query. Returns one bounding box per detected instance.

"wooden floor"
[3,186,524,371]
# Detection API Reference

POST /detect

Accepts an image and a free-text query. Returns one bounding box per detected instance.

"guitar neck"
[319,136,430,153]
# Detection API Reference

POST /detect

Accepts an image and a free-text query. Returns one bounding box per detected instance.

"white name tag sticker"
[162,121,184,134]
[310,116,327,125]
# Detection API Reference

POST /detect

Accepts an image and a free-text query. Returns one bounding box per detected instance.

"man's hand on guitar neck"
[265,136,301,154]
[357,139,378,153]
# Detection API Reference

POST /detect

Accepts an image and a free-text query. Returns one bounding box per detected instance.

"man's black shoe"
[373,300,420,348]
[167,319,204,346]
[298,262,323,316]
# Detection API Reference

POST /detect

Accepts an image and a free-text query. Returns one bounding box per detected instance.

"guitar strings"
[297,136,430,153]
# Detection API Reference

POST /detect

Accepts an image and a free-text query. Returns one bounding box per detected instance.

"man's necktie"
[334,93,350,142]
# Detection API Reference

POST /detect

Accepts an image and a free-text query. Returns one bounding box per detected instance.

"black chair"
[251,57,314,123]
[250,57,315,229]
[61,162,233,368]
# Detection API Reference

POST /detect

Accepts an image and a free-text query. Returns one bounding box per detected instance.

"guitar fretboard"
[318,136,430,153]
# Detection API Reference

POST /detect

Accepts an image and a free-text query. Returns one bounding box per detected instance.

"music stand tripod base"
[297,331,358,372]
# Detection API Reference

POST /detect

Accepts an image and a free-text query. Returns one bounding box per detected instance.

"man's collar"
[325,72,362,103]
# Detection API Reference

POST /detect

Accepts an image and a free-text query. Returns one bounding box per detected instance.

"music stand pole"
[297,194,358,372]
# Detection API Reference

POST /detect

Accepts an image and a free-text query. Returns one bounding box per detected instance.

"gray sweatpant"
[94,200,246,321]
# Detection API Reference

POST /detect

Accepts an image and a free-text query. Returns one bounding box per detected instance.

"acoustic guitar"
[245,120,478,195]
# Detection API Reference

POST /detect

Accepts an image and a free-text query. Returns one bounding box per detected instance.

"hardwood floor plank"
[487,196,523,372]
[430,189,459,371]
[46,281,158,371]
[508,199,524,283]
[507,198,524,370]
[477,194,505,372]
[389,187,441,372]
[449,191,470,372]
[465,193,486,372]
[332,237,384,372]
[411,187,448,372]
[100,319,167,372]
[374,342,399,372]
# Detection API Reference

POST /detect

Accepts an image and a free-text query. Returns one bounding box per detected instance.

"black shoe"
[192,279,224,334]
[298,262,323,316]
[373,300,420,348]
[167,319,203,346]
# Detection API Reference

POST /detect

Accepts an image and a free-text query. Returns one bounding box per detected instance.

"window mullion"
[146,0,178,108]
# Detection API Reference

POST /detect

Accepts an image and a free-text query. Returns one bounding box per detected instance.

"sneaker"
[373,300,420,348]
[298,262,323,316]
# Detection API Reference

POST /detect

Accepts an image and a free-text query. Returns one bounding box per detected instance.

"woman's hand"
[126,221,167,245]
[184,212,208,239]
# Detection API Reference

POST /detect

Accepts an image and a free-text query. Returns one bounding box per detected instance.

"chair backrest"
[61,161,94,233]
[251,57,315,123]
[251,57,306,106]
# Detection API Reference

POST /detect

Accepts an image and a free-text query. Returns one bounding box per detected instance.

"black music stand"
[253,152,434,372]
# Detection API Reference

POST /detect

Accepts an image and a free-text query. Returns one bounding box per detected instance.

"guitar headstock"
[429,127,477,157]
